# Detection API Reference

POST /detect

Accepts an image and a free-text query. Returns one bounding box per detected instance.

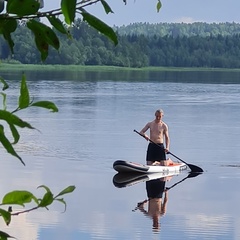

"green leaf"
[61,0,76,25]
[157,0,162,13]
[0,230,15,239]
[0,19,17,53]
[35,36,49,61]
[0,124,24,165]
[27,19,60,61]
[0,110,35,129]
[2,32,14,54]
[2,190,37,206]
[31,101,59,112]
[47,16,68,35]
[0,93,7,111]
[18,74,30,110]
[0,77,9,91]
[0,208,11,225]
[38,192,53,208]
[4,19,17,33]
[0,77,8,110]
[9,123,20,144]
[27,20,60,50]
[0,110,35,163]
[6,0,40,16]
[100,0,114,14]
[37,185,51,193]
[81,12,118,45]
[54,185,76,198]
[0,18,17,35]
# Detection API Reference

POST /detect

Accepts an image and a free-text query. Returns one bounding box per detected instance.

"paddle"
[165,172,202,190]
[133,129,203,173]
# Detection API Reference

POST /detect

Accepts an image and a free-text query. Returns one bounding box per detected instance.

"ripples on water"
[0,70,240,239]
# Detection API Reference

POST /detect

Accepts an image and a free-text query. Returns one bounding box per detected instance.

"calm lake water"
[0,69,240,240]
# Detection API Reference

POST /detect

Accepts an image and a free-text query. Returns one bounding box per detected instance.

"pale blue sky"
[44,0,240,26]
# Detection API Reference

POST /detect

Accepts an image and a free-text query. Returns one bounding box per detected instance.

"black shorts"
[146,179,166,198]
[146,142,166,162]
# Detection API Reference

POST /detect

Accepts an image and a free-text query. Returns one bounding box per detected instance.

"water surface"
[0,69,239,239]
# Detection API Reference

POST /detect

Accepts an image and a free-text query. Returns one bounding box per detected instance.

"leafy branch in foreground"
[0,74,58,165]
[0,0,162,61]
[0,0,117,61]
[0,185,75,238]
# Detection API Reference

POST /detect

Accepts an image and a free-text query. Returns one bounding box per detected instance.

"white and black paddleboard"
[113,160,188,174]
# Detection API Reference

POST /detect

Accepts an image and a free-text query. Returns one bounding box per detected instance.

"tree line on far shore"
[1,20,240,68]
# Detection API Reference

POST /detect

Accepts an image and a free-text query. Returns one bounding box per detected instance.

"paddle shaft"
[165,172,201,190]
[133,129,203,172]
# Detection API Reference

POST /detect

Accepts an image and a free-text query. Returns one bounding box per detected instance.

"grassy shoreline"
[1,63,240,72]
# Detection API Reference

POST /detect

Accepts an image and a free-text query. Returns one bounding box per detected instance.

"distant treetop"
[114,22,240,37]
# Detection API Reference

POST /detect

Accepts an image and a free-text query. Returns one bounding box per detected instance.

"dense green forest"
[1,20,240,68]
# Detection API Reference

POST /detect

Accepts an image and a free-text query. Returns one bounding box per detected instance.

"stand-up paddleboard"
[113,160,188,174]
[113,171,179,188]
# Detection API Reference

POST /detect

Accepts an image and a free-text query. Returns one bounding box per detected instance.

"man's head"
[155,109,164,121]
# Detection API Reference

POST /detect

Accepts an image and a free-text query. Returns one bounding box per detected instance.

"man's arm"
[164,124,170,152]
[140,123,150,140]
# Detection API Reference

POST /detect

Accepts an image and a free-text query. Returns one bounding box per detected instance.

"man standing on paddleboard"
[140,109,170,166]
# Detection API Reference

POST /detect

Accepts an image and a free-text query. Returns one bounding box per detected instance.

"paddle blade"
[167,151,204,173]
[187,172,202,178]
[188,164,204,173]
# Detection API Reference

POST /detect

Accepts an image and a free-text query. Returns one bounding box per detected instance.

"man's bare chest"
[151,122,164,134]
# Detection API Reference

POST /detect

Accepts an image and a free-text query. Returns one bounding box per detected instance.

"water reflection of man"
[137,177,169,231]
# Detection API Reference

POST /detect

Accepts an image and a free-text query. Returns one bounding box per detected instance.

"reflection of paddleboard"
[113,171,179,188]
[113,160,187,173]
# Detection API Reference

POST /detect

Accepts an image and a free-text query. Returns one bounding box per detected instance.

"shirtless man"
[140,109,171,166]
